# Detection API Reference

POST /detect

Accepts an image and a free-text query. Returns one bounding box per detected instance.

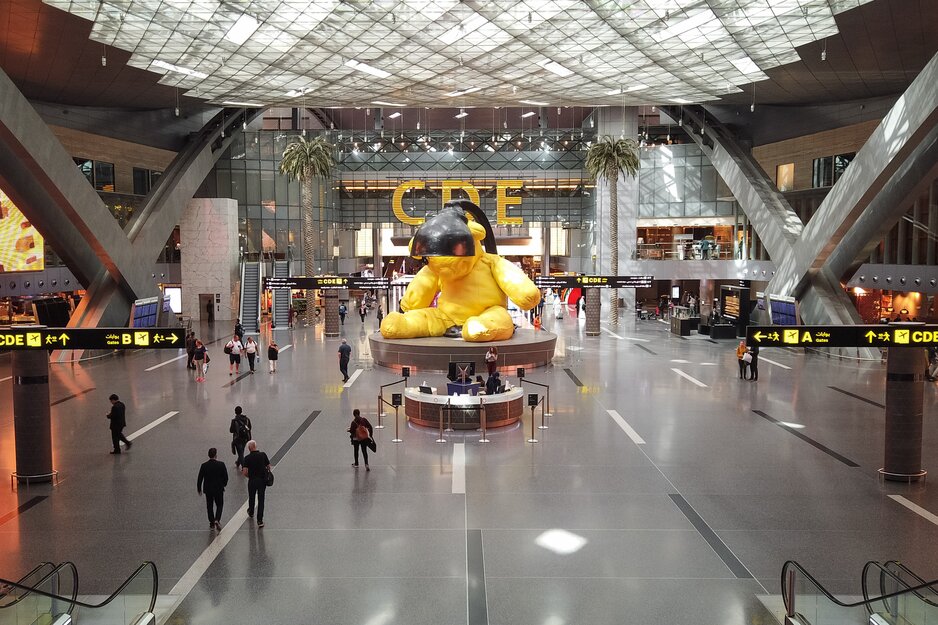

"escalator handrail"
[0,562,78,612]
[862,560,938,609]
[0,561,157,614]
[782,560,938,615]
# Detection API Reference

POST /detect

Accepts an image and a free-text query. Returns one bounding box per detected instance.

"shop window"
[93,161,115,192]
[812,156,833,188]
[776,163,794,192]
[133,167,163,195]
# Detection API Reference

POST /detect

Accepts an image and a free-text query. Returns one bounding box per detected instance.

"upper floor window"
[74,158,115,192]
[812,152,855,188]
[133,167,162,195]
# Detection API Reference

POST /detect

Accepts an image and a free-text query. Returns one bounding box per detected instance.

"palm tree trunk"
[609,168,619,325]
[302,178,315,325]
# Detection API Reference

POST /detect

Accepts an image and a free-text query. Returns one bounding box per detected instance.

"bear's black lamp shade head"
[411,205,476,258]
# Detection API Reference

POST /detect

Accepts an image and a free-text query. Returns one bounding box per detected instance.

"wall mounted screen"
[0,189,44,272]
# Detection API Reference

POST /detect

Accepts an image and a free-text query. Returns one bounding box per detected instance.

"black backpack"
[236,416,251,441]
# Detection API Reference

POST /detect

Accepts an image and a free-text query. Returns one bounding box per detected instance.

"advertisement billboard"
[0,189,44,272]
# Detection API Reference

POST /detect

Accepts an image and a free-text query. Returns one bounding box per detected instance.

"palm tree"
[279,135,335,325]
[585,135,640,325]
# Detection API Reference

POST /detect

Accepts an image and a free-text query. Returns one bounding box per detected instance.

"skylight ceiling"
[43,0,874,108]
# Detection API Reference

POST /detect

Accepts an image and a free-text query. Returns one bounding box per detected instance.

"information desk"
[404,386,524,430]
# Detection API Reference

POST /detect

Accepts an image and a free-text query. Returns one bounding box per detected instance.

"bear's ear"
[468,220,486,241]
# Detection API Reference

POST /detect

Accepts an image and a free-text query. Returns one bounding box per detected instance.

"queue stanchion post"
[375,396,385,429]
[436,401,447,443]
[445,397,455,432]
[545,385,552,418]
[479,405,490,443]
[526,393,539,443]
[391,393,403,443]
[538,396,548,430]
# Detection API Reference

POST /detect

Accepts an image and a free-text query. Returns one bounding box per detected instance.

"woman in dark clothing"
[347,408,374,471]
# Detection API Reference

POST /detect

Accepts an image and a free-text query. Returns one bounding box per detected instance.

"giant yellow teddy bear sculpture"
[380,202,541,342]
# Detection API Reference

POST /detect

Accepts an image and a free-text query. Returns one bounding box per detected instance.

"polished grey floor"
[1,311,938,625]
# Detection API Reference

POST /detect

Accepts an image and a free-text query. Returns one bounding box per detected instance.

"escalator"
[0,561,157,625]
[782,560,938,625]
[270,260,291,328]
[239,261,262,335]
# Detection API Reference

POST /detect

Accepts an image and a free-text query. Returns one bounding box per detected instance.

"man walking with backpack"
[347,408,374,471]
[229,406,252,469]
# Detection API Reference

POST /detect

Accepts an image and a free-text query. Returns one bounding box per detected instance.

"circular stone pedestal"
[368,329,556,373]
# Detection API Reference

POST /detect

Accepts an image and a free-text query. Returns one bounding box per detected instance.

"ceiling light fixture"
[438,13,488,45]
[225,13,259,46]
[821,39,828,61]
[345,59,391,79]
[101,44,106,67]
[521,111,536,118]
[652,8,716,43]
[454,109,469,119]
[670,97,692,104]
[151,59,208,79]
[371,100,405,107]
[387,111,401,119]
[286,87,313,98]
[731,56,761,76]
[519,99,548,106]
[223,101,263,107]
[540,60,574,77]
[445,86,482,97]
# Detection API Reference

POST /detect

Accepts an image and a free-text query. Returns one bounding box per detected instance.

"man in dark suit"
[197,448,229,530]
[485,372,500,395]
[106,393,132,454]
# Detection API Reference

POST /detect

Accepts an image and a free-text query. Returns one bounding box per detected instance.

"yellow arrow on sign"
[752,331,765,342]
[865,330,876,343]
[59,333,69,345]
[169,333,179,344]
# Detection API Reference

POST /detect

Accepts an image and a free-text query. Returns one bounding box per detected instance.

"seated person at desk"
[485,372,501,395]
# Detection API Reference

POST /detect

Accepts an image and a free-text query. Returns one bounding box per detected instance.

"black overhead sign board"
[265,276,389,290]
[747,325,938,348]
[534,275,654,289]
[0,327,185,350]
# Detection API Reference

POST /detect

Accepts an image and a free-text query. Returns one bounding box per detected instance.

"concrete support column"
[324,290,340,337]
[12,348,53,483]
[595,107,639,321]
[541,223,551,276]
[584,289,601,336]
[882,339,927,481]
[883,228,893,264]
[699,280,715,310]
[897,212,908,264]
[911,197,923,264]
[928,179,938,265]
[181,199,239,322]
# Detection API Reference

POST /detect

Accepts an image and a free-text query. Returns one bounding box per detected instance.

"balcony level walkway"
[1,311,937,625]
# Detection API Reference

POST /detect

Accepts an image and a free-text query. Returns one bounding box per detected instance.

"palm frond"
[584,135,640,182]
[279,135,335,181]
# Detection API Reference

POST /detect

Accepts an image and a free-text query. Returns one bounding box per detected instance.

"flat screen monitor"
[447,361,475,382]
[419,385,433,394]
[671,285,681,300]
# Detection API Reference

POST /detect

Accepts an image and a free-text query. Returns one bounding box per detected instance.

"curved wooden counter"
[404,386,524,429]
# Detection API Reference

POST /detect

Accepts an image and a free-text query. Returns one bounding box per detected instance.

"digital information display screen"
[0,189,44,272]
[0,327,185,350]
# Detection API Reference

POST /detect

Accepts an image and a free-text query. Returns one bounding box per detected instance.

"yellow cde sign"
[391,179,523,226]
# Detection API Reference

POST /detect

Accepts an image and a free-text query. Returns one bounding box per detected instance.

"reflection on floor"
[1,313,937,625]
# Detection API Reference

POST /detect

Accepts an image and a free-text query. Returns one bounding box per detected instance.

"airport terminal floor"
[1,311,937,625]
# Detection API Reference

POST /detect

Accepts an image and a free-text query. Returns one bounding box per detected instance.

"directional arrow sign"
[534,275,654,289]
[746,324,938,347]
[0,327,186,350]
